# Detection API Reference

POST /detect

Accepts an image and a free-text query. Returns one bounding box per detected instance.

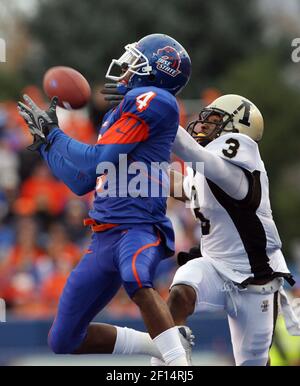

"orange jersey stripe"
[131,232,161,288]
[97,113,149,145]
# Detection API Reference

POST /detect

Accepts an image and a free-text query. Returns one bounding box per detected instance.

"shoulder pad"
[123,86,178,122]
[206,133,265,172]
[125,87,177,107]
[126,86,173,98]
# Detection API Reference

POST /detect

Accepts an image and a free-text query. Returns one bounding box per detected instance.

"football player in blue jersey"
[18,34,192,365]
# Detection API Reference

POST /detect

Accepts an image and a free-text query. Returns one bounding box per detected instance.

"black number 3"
[222,138,240,158]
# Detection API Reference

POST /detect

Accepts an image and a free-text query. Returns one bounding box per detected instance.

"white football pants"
[171,257,280,366]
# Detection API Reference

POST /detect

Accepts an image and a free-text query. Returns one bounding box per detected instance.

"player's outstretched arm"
[40,144,96,196]
[18,94,140,169]
[173,126,249,200]
[46,128,139,169]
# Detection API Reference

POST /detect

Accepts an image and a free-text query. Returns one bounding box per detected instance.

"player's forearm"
[46,128,105,169]
[173,126,249,200]
[47,128,138,169]
[40,144,96,196]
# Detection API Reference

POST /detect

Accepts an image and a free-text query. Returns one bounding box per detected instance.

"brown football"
[43,66,91,109]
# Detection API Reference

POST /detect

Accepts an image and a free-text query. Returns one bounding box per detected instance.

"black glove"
[177,245,202,266]
[100,83,124,107]
[17,95,59,151]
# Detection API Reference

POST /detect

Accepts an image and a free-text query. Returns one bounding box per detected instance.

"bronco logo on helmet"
[156,46,182,77]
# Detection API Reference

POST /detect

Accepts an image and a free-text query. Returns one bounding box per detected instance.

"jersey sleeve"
[40,144,96,196]
[206,133,265,172]
[173,127,250,201]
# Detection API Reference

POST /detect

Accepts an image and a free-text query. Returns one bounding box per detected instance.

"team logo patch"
[156,46,181,77]
[261,300,269,312]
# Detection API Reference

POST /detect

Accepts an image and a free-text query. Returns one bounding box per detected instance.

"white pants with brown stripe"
[170,257,280,366]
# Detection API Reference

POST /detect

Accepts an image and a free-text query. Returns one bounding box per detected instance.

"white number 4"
[136,91,156,112]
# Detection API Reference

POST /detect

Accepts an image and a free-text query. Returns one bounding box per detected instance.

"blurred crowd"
[0,85,211,320]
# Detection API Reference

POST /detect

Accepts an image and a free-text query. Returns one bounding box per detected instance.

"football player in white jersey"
[98,87,299,365]
[166,94,299,366]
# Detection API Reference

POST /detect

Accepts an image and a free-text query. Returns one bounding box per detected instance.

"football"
[43,66,91,109]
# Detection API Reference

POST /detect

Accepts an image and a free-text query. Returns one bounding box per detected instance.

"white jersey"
[183,133,290,284]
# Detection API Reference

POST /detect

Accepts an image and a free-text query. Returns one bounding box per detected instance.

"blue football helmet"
[106,33,191,95]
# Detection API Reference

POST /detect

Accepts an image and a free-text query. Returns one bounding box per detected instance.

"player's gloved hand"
[20,111,48,152]
[100,83,124,107]
[18,95,59,150]
[177,245,201,266]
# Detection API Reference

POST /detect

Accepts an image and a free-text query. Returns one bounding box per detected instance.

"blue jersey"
[41,87,178,255]
[89,86,179,225]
